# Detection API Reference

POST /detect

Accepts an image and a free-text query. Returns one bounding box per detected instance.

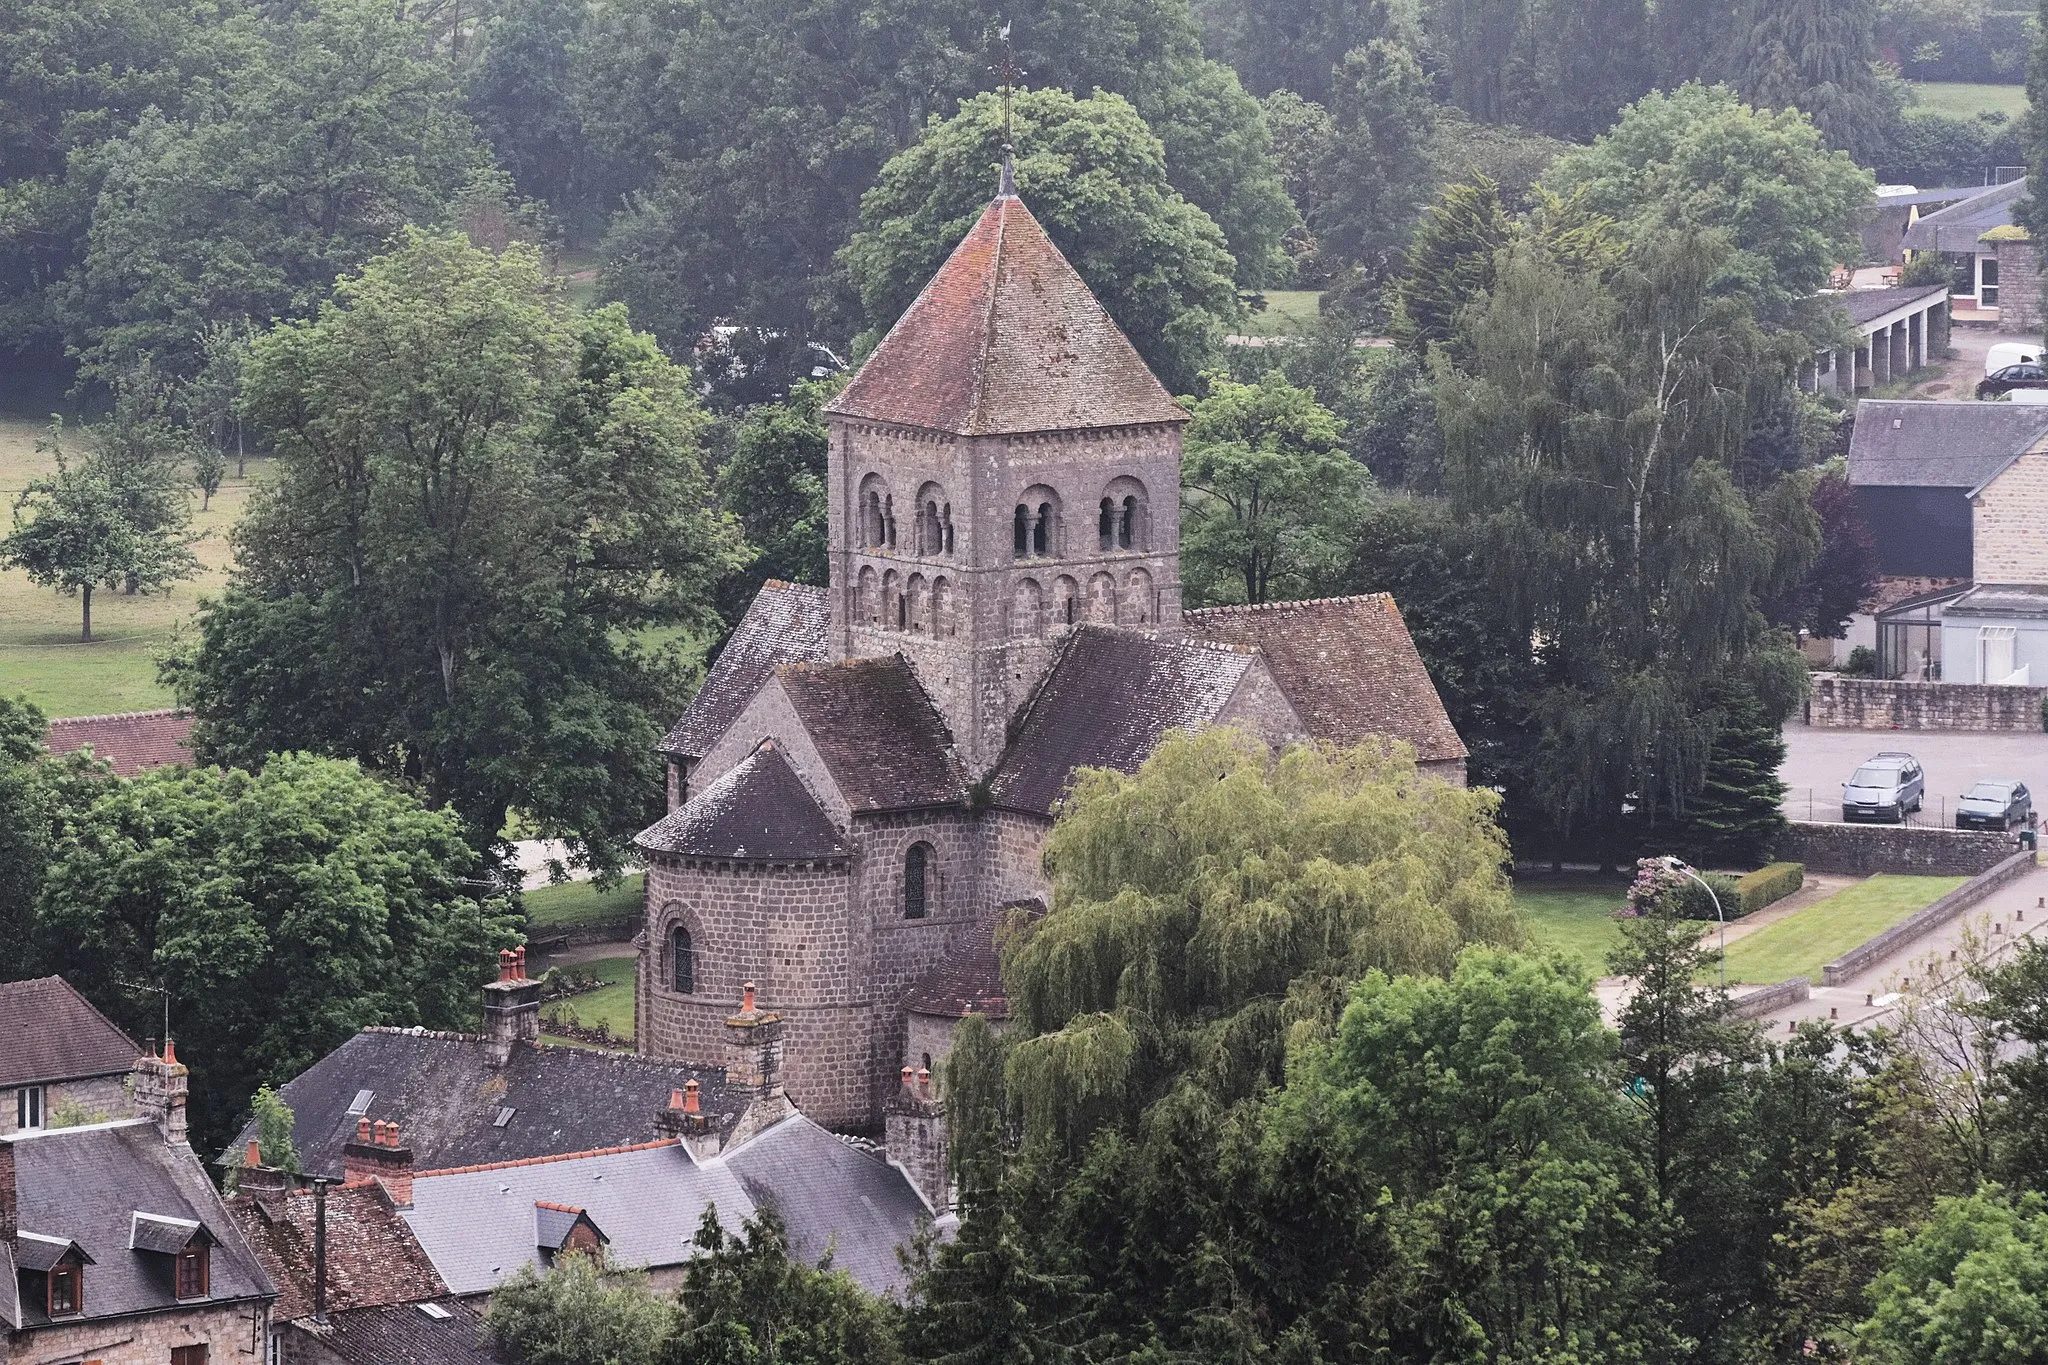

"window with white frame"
[16,1085,43,1130]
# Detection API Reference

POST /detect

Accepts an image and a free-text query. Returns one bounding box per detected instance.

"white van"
[1988,342,2042,377]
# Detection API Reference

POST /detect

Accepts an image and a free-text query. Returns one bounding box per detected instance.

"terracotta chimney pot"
[742,981,756,1012]
[356,1117,372,1143]
[163,1038,178,1065]
[385,1121,402,1149]
[917,1066,931,1098]
[247,1140,262,1167]
[684,1080,700,1115]
[900,1065,914,1092]
[668,1088,686,1111]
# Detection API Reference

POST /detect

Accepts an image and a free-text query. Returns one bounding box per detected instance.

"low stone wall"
[528,913,641,950]
[1729,976,1812,1021]
[1776,821,2016,876]
[1822,849,2038,985]
[1806,673,2045,731]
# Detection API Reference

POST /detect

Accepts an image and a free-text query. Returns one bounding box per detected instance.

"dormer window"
[48,1262,79,1316]
[177,1245,210,1300]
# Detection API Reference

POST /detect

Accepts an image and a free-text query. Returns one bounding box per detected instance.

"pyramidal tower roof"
[827,190,1187,437]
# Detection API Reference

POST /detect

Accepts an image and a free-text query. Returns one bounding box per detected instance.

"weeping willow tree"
[999,727,1517,1149]
[1433,226,1815,855]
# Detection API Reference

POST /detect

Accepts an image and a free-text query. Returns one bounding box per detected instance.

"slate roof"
[660,582,831,761]
[226,1182,448,1322]
[1833,284,1950,327]
[826,192,1188,437]
[635,743,848,861]
[1947,583,2048,618]
[396,1117,927,1298]
[901,914,1011,1020]
[1184,595,1468,763]
[778,657,968,811]
[43,709,193,776]
[1902,178,2027,252]
[0,975,141,1088]
[402,1141,745,1295]
[221,1029,741,1183]
[1846,400,2048,489]
[2,1119,274,1329]
[988,627,1260,814]
[723,1112,935,1289]
[1877,186,1982,208]
[298,1300,506,1365]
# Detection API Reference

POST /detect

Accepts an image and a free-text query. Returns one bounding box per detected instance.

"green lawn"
[0,414,264,717]
[1514,878,1629,976]
[540,954,635,1047]
[524,873,644,929]
[1718,874,1966,984]
[1907,81,2028,122]
[1241,289,1323,337]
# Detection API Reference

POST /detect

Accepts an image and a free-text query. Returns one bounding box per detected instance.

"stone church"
[634,175,1467,1131]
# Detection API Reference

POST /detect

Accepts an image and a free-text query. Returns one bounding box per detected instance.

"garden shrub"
[1735,861,1804,915]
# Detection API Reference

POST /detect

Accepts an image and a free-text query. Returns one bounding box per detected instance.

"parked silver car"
[1842,752,1924,823]
[1957,779,2033,831]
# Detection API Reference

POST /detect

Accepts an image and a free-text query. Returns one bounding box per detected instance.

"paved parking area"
[1780,721,2048,826]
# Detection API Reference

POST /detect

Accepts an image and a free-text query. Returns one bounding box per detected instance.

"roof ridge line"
[969,197,1008,433]
[413,1137,680,1179]
[1184,592,1395,616]
[47,707,189,725]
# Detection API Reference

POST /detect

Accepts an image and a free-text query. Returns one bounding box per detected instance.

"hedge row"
[1735,862,1805,916]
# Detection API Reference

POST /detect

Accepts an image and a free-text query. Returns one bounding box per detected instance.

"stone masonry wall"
[1995,238,2043,336]
[1775,820,2017,876]
[1806,673,2046,730]
[0,1073,133,1136]
[5,1300,268,1365]
[1974,448,2048,584]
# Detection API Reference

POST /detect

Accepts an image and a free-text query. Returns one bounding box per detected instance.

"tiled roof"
[660,583,831,761]
[1834,284,1949,327]
[1184,595,1468,763]
[221,1030,741,1182]
[900,914,1011,1020]
[826,193,1188,437]
[42,709,193,776]
[3,1120,274,1328]
[0,976,140,1088]
[988,627,1259,814]
[1847,400,2048,489]
[635,743,848,861]
[298,1300,506,1365]
[1902,178,2026,252]
[226,1183,447,1322]
[778,657,968,811]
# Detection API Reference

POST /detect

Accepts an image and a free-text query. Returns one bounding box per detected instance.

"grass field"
[1514,878,1629,976]
[0,414,263,717]
[1241,289,1323,337]
[1907,81,2028,121]
[1718,874,1966,984]
[524,873,645,928]
[540,954,635,1047]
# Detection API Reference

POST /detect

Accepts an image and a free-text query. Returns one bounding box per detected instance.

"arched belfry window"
[1120,497,1137,549]
[1099,498,1115,551]
[1033,503,1052,555]
[670,923,695,994]
[904,842,932,919]
[1013,505,1029,557]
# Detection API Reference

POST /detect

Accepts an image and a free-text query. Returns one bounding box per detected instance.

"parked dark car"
[1842,752,1925,822]
[1976,363,2048,399]
[1957,779,2032,830]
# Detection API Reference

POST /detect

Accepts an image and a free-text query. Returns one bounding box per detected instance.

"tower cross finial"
[991,22,1023,197]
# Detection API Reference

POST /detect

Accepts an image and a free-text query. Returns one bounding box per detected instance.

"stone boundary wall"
[529,913,642,949]
[1776,821,2016,876]
[1822,849,2038,985]
[1806,673,2045,731]
[1729,976,1812,1021]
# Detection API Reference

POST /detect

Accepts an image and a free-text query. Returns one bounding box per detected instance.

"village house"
[1,1039,276,1365]
[635,165,1468,1135]
[1,977,146,1137]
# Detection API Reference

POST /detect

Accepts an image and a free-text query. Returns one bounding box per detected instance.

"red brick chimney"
[342,1116,414,1207]
[0,1137,17,1241]
[482,947,541,1069]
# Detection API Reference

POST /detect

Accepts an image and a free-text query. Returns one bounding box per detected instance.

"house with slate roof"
[1,1041,277,1365]
[0,976,146,1136]
[635,163,1467,1135]
[225,954,940,1313]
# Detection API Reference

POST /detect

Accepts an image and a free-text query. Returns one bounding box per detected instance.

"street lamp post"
[1664,856,1726,989]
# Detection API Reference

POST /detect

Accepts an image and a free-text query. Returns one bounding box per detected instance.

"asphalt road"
[1780,721,2048,826]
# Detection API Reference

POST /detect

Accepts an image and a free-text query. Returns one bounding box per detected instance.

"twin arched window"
[905,842,932,919]
[670,923,694,995]
[1098,495,1139,551]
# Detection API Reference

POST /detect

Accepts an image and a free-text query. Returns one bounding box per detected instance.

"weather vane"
[991,22,1024,194]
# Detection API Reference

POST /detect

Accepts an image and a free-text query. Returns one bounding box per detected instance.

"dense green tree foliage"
[1178,370,1364,604]
[1395,178,1510,353]
[164,232,741,874]
[25,752,517,1151]
[669,1207,901,1365]
[1860,1188,2048,1364]
[841,88,1242,393]
[1667,685,1791,870]
[488,1254,674,1365]
[713,380,834,622]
